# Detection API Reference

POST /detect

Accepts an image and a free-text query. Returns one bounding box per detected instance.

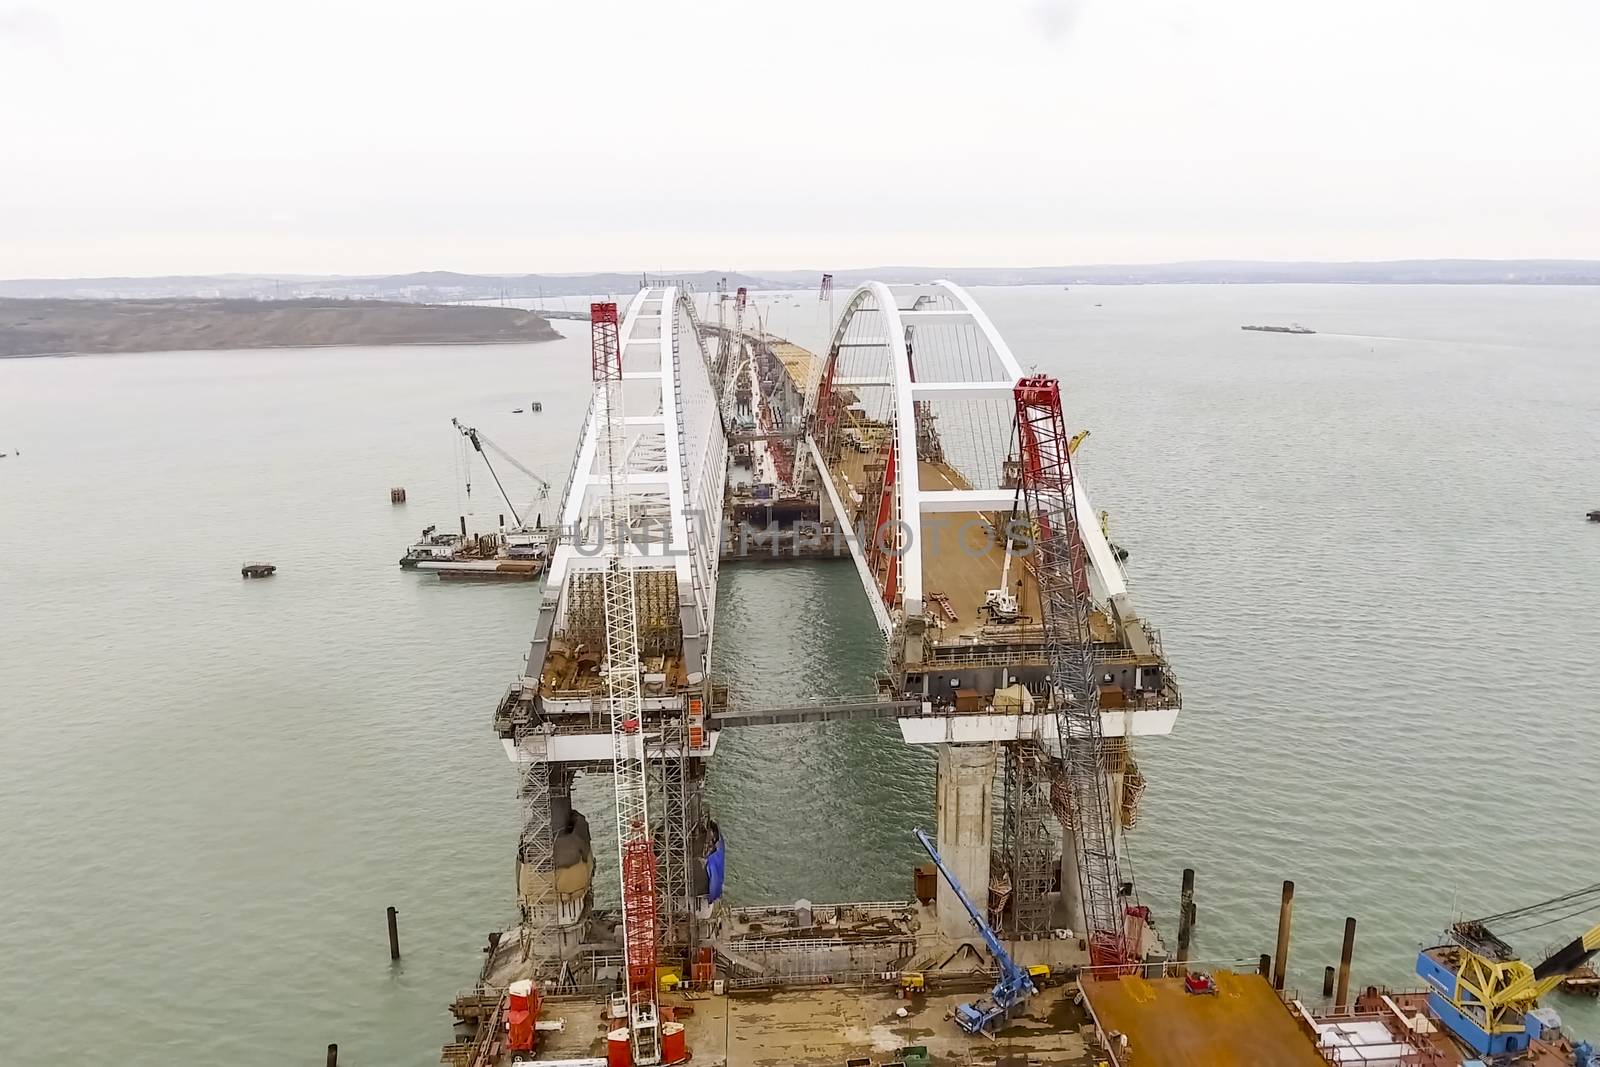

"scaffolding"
[650,698,696,955]
[1001,736,1055,940]
[565,568,682,658]
[517,724,558,970]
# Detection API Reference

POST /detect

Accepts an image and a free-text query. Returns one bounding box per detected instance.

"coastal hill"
[0,298,561,358]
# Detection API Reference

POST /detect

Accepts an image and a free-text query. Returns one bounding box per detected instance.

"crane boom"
[1013,375,1129,972]
[451,418,551,531]
[1530,922,1600,988]
[591,302,662,1066]
[913,828,1036,1035]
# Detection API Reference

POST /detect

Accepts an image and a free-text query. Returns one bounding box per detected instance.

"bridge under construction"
[448,278,1187,1067]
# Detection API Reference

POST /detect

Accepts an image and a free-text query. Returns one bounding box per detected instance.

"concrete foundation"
[934,742,998,940]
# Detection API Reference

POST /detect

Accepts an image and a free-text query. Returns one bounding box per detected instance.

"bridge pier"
[934,742,998,941]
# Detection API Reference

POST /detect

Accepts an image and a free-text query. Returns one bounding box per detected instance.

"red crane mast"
[1012,374,1129,972]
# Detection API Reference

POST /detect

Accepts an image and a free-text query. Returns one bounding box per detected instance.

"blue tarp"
[706,837,727,902]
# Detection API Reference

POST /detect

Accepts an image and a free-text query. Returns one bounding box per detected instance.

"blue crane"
[913,828,1037,1035]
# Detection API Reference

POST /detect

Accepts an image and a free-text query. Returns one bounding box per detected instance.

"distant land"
[2,260,1598,304]
[0,298,560,358]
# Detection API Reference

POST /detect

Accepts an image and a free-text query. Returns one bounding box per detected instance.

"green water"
[2,285,1597,1063]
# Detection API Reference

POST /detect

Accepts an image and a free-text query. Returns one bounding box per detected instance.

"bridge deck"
[823,445,1116,645]
[917,458,1039,642]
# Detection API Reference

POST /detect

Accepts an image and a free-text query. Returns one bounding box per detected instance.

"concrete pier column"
[1059,833,1085,935]
[935,743,998,940]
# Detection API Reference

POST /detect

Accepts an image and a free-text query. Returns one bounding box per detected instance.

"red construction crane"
[1012,373,1130,973]
[591,302,663,1064]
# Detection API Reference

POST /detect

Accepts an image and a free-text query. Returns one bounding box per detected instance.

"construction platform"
[1080,970,1327,1067]
[496,984,1099,1067]
[447,896,1109,1067]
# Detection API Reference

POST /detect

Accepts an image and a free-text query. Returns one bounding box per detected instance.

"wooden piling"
[1259,953,1272,978]
[1323,966,1335,997]
[327,1043,338,1067]
[387,906,400,960]
[1175,868,1196,971]
[1273,880,1294,991]
[1336,917,1357,1010]
[459,515,467,538]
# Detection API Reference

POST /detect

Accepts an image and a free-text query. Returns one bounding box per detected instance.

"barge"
[1241,323,1315,334]
[400,524,550,582]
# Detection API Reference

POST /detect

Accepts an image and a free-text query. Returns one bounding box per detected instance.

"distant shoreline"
[6,260,1599,302]
[0,297,561,359]
[0,338,562,360]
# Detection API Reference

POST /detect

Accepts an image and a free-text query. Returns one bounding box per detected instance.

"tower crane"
[590,302,662,1066]
[913,829,1039,1035]
[450,417,551,531]
[1419,884,1600,1057]
[1011,374,1131,972]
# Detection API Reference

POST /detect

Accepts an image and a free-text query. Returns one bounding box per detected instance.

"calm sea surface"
[2,285,1597,1063]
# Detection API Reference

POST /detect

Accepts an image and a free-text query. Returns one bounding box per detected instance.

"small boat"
[241,562,277,578]
[1587,509,1600,523]
[530,401,543,413]
[1242,323,1315,334]
[511,408,524,413]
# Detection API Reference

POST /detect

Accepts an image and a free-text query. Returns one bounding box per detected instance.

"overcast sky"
[1,0,1596,278]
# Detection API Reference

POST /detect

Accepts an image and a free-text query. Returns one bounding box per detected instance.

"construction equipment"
[451,417,552,530]
[1012,374,1131,972]
[591,302,662,1066]
[982,426,1090,623]
[913,828,1037,1035]
[981,529,1022,624]
[1417,885,1600,1058]
[1183,971,1217,995]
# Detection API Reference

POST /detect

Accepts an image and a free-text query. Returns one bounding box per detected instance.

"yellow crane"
[1419,885,1600,1057]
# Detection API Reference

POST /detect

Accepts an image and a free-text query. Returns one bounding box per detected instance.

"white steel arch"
[522,285,725,703]
[804,280,1129,635]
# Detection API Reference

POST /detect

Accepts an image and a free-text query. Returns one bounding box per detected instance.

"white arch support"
[804,280,1128,634]
[523,286,725,695]
[874,281,924,620]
